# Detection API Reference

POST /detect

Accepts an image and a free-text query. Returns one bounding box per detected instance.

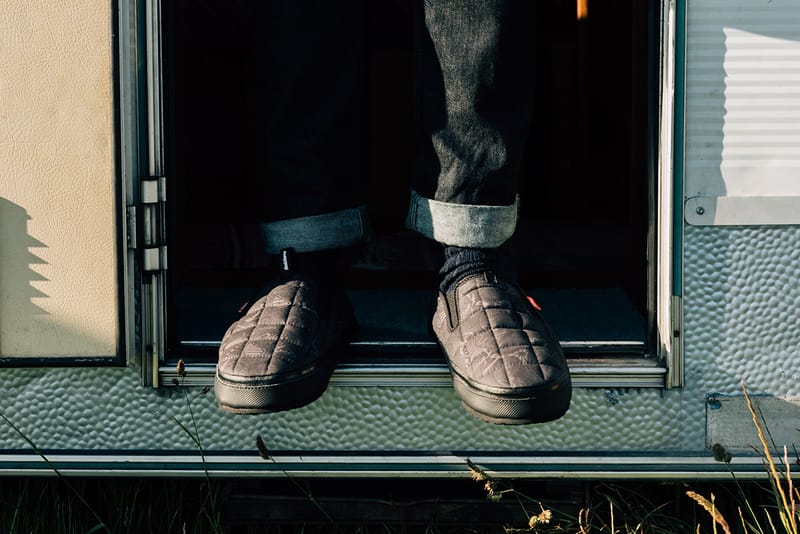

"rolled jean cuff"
[405,190,518,248]
[261,205,370,254]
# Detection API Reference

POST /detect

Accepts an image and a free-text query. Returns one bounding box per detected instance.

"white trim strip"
[0,453,774,480]
[686,196,800,225]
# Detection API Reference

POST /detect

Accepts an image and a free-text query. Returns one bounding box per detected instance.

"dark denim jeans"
[257,0,537,253]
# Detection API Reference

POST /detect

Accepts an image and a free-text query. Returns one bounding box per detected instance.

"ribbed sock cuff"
[438,246,516,294]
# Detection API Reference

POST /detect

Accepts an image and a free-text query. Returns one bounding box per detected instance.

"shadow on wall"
[0,198,49,359]
[0,197,49,315]
[0,198,117,360]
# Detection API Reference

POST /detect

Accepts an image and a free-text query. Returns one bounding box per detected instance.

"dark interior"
[162,0,658,363]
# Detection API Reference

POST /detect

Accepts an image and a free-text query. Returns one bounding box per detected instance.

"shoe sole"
[450,371,572,425]
[215,357,337,414]
[215,305,357,414]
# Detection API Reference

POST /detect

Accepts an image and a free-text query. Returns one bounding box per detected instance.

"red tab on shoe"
[526,295,542,312]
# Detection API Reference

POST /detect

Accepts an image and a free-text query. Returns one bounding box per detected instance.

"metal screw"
[696,206,705,215]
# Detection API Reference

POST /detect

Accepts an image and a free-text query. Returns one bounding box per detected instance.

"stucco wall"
[0,1,117,356]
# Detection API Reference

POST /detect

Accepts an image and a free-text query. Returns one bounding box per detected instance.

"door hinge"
[141,176,167,204]
[131,176,168,272]
[143,245,168,271]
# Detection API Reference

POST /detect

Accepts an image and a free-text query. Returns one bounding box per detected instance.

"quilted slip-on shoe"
[432,272,571,425]
[215,274,356,414]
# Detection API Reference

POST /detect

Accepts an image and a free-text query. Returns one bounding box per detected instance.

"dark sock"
[438,246,516,294]
[229,247,349,318]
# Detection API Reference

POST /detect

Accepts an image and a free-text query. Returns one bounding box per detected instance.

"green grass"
[0,476,212,533]
[0,476,792,534]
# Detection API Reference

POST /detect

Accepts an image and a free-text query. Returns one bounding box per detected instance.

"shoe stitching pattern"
[220,282,320,375]
[442,276,558,388]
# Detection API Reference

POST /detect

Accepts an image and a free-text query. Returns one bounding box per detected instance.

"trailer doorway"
[160,0,664,386]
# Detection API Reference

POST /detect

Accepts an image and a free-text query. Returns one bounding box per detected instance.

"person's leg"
[407,0,533,244]
[215,1,368,414]
[257,0,370,253]
[408,0,571,425]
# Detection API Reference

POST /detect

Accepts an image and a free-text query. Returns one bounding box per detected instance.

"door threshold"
[160,352,664,389]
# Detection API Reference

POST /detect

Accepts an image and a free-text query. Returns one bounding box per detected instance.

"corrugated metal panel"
[684,0,800,209]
